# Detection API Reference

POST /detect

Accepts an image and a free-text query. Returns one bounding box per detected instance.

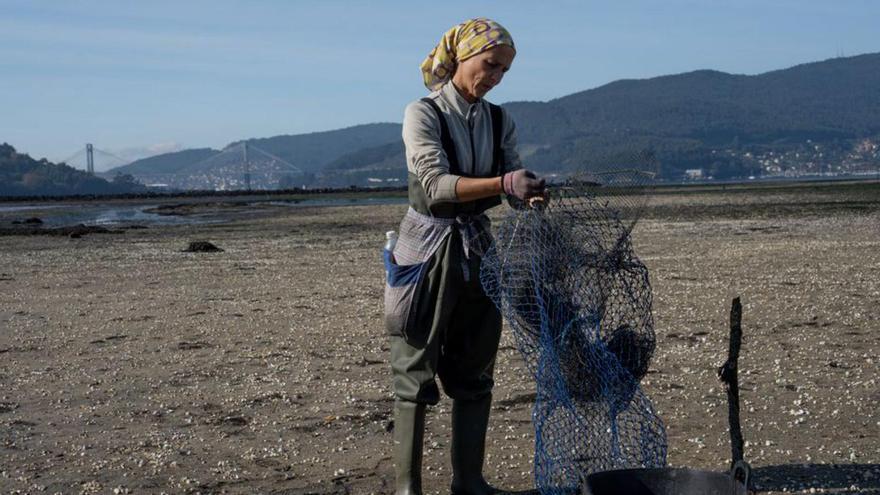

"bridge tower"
[86,143,95,175]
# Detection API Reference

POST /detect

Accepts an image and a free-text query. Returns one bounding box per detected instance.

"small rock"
[221,415,248,426]
[66,224,112,238]
[182,241,223,253]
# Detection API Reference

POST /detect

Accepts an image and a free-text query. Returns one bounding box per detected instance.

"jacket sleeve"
[402,100,460,202]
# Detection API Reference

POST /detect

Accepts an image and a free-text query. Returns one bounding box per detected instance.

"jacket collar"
[440,81,481,118]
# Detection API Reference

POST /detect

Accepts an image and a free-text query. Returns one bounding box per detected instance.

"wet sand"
[1,182,879,494]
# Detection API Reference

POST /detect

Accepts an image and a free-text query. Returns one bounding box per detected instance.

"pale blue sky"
[2,0,878,167]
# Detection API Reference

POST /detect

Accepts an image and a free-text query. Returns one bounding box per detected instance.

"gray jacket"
[402,82,523,202]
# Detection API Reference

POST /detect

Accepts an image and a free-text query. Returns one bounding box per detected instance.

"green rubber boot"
[393,400,426,495]
[450,395,498,495]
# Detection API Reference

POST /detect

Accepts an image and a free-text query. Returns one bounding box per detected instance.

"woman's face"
[452,44,515,103]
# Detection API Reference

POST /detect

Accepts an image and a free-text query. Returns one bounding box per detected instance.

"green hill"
[0,144,145,197]
[323,141,405,172]
[110,148,218,176]
[107,123,404,189]
[311,53,880,183]
[231,123,403,174]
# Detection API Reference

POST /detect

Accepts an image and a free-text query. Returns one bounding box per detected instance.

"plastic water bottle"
[384,231,398,283]
[384,230,398,257]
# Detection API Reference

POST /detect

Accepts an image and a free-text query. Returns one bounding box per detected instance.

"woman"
[384,17,545,495]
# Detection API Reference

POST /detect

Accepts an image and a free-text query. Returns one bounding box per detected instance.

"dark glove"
[502,169,545,201]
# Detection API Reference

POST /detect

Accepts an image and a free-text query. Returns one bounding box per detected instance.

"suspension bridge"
[59,144,129,174]
[59,142,302,191]
[181,142,303,190]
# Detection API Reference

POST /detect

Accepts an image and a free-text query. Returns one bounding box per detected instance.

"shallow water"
[0,204,65,213]
[0,203,202,226]
[0,195,408,227]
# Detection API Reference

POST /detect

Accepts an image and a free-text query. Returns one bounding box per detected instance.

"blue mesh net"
[480,162,667,493]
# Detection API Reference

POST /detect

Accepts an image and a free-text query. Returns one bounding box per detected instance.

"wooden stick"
[717,296,744,467]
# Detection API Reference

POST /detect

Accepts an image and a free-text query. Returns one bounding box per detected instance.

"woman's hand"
[452,169,546,203]
[503,169,545,201]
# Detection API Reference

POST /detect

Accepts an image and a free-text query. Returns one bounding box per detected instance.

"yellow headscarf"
[420,18,515,91]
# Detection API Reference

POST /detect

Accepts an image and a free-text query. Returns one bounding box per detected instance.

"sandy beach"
[1,182,879,494]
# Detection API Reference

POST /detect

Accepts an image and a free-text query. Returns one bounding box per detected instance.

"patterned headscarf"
[420,18,515,91]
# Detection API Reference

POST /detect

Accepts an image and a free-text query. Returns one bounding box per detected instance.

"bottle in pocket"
[384,230,398,259]
[383,230,398,282]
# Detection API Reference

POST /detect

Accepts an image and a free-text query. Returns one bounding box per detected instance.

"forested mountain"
[108,52,880,188]
[324,53,880,182]
[109,148,218,176]
[0,144,145,197]
[229,123,403,174]
[508,53,880,173]
[324,141,406,172]
[107,123,403,189]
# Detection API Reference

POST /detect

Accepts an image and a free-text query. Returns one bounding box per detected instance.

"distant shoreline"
[0,194,412,229]
[2,176,879,204]
[0,185,409,204]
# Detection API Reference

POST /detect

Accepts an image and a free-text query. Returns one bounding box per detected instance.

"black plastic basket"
[583,460,750,495]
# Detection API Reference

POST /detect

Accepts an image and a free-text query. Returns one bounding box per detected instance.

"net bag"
[480,157,667,493]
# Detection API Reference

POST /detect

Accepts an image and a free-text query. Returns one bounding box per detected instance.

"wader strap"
[420,97,461,175]
[488,102,504,176]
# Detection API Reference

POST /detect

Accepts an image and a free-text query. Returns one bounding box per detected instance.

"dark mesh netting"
[480,156,667,493]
